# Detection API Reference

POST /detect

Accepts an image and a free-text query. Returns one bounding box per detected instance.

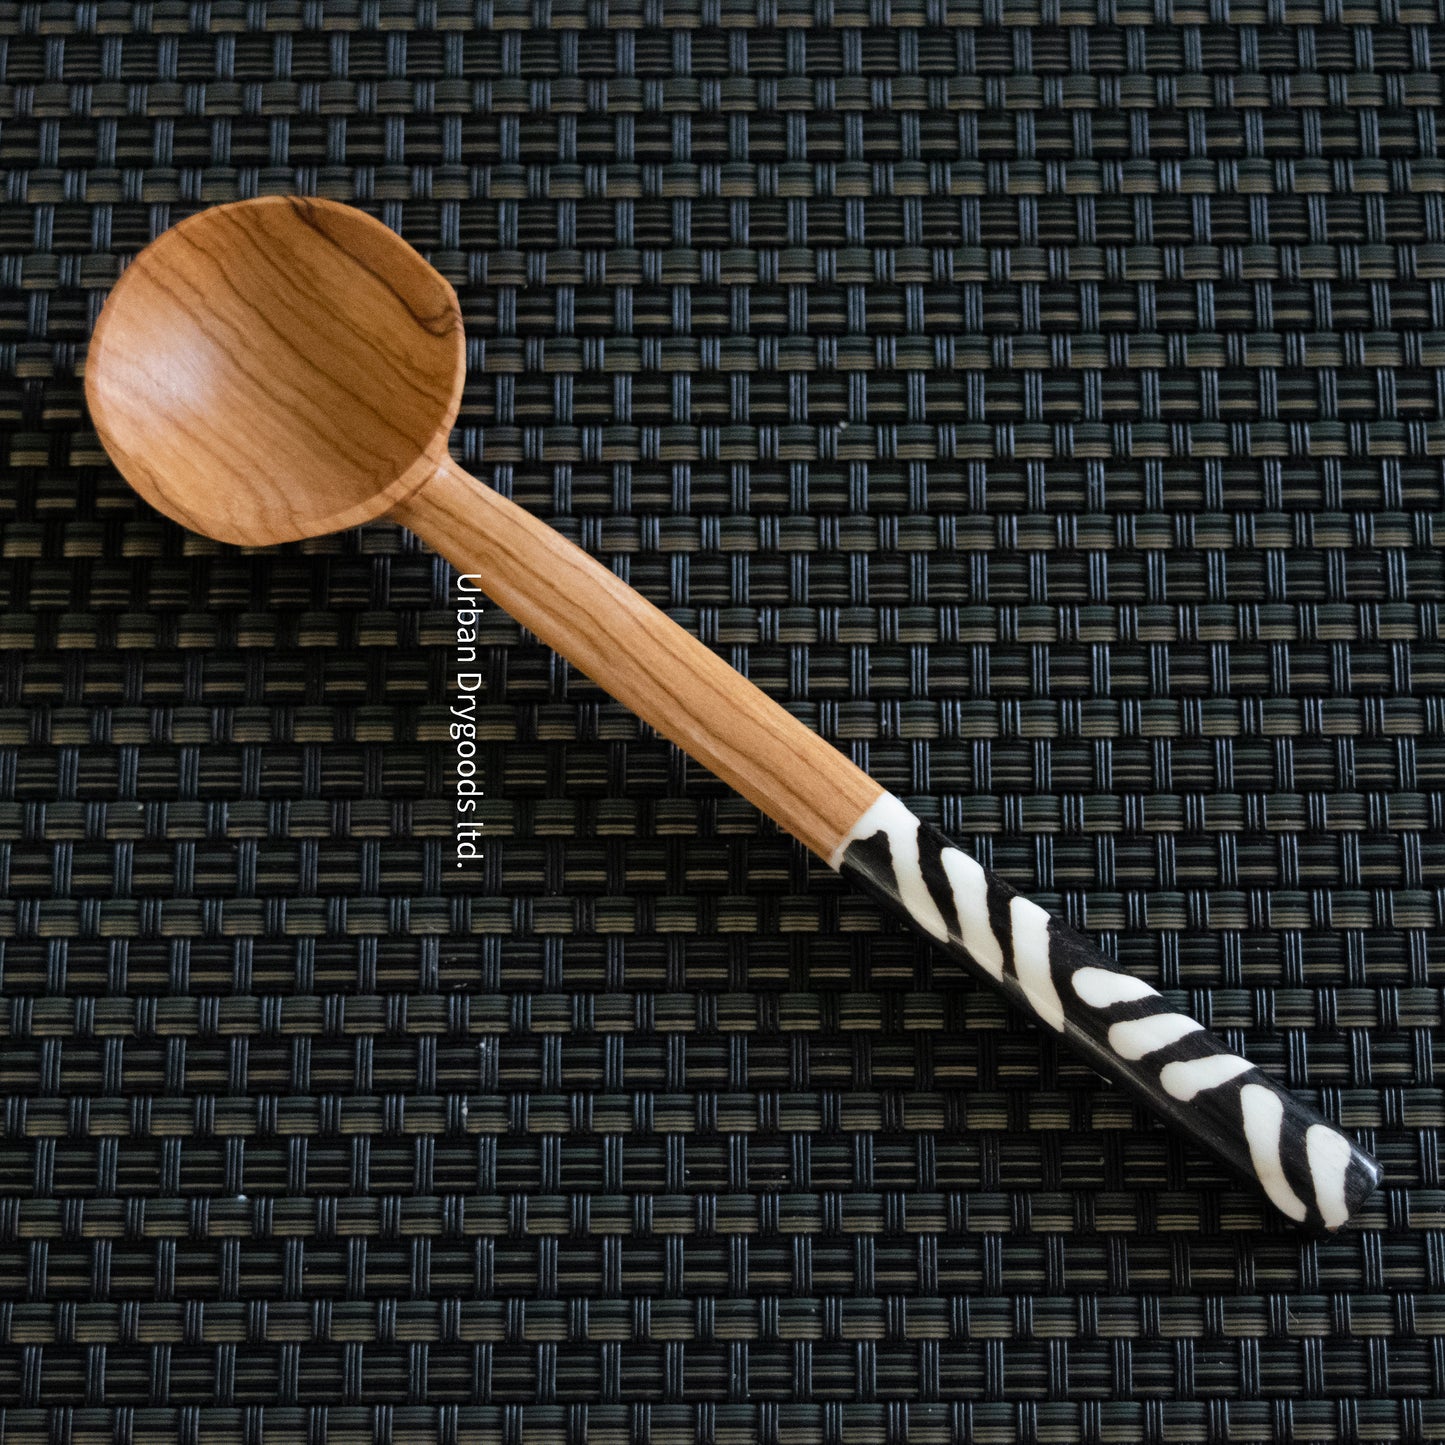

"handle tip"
[1328,1144,1384,1232]
[1264,1111,1383,1233]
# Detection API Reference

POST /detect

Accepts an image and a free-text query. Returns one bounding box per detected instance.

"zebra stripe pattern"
[832,792,1383,1231]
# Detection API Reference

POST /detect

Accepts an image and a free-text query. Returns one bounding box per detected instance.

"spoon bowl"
[84,195,465,546]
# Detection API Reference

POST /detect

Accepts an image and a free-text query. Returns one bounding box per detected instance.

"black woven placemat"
[2,4,1443,1441]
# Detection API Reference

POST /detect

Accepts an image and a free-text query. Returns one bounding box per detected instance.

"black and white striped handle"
[833,792,1383,1231]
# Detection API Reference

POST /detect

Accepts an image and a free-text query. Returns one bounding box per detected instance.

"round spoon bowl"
[84,196,465,546]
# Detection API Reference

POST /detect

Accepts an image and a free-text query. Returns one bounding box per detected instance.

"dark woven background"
[2,3,1443,1441]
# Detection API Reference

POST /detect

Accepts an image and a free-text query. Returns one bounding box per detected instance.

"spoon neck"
[390,450,488,551]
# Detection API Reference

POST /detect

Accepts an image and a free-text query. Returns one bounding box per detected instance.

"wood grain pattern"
[396,456,883,859]
[84,195,465,547]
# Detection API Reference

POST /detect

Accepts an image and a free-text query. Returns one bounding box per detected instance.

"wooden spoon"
[85,196,1383,1230]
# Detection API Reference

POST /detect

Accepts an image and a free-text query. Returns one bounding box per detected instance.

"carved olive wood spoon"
[84,196,1382,1229]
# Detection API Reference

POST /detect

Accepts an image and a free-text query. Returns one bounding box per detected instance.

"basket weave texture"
[0,4,1441,1441]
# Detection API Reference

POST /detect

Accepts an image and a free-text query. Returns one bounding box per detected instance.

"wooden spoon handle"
[397,456,881,858]
[395,456,1383,1230]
